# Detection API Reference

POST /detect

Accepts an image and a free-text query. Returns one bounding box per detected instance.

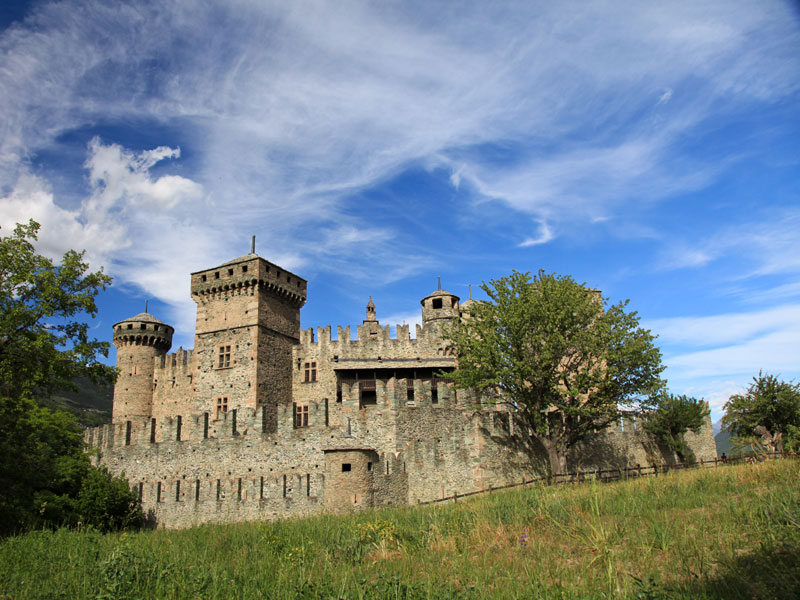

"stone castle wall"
[86,375,717,529]
[88,253,717,530]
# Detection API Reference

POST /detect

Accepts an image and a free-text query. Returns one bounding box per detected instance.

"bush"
[77,467,143,532]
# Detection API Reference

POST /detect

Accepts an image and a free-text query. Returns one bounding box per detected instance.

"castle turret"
[421,277,460,335]
[112,312,173,423]
[365,297,376,322]
[459,284,477,319]
[190,252,307,430]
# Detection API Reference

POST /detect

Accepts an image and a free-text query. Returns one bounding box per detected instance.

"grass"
[1,459,798,599]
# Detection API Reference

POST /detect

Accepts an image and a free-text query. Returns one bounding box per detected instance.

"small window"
[432,298,443,309]
[304,361,317,383]
[431,388,438,404]
[294,404,309,428]
[242,265,248,273]
[367,462,372,472]
[201,274,207,282]
[218,345,231,368]
[127,323,133,329]
[342,463,351,472]
[216,397,228,419]
[228,268,234,276]
[214,271,220,279]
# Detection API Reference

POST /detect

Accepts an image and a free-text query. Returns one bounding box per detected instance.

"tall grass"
[1,460,798,599]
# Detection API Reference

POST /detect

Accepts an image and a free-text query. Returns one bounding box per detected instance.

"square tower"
[190,253,307,431]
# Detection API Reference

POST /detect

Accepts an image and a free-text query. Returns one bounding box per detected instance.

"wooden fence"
[420,451,789,506]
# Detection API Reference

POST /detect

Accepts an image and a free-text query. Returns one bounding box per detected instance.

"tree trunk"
[537,436,567,477]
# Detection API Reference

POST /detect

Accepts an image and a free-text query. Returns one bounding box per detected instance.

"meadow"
[1,459,797,599]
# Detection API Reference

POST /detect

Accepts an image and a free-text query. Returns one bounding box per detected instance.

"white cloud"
[518,219,555,247]
[657,210,800,278]
[647,304,800,420]
[645,304,800,348]
[0,0,798,305]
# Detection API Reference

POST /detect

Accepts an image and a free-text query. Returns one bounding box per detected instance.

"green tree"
[77,466,143,532]
[642,393,710,463]
[0,220,136,535]
[0,220,113,401]
[445,270,664,475]
[722,372,800,451]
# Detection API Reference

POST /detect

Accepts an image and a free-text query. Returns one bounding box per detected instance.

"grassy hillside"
[37,376,113,427]
[1,460,798,599]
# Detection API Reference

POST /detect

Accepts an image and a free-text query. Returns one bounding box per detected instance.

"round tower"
[111,312,173,423]
[459,283,477,319]
[420,277,460,335]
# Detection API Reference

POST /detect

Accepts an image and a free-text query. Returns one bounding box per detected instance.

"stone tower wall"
[151,348,195,421]
[190,256,306,426]
[112,320,172,423]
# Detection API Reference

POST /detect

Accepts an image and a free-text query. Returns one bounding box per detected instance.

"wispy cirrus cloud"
[0,0,798,307]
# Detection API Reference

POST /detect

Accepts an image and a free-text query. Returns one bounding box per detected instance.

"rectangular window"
[175,480,181,502]
[294,404,309,428]
[156,481,162,503]
[150,418,156,443]
[176,415,182,441]
[125,421,132,445]
[217,345,232,368]
[195,479,200,501]
[342,463,352,472]
[304,361,317,382]
[203,412,209,439]
[216,397,228,419]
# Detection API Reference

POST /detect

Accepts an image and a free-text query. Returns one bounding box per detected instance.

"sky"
[1,0,799,423]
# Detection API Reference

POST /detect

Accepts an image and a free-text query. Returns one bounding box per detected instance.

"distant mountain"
[715,427,732,457]
[37,377,113,427]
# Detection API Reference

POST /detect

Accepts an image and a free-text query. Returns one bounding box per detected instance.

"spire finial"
[468,284,472,300]
[145,299,149,313]
[251,235,256,254]
[437,276,441,290]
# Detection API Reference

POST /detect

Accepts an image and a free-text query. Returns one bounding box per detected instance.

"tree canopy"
[445,270,664,475]
[0,220,114,400]
[642,393,710,463]
[0,220,140,535]
[722,372,800,453]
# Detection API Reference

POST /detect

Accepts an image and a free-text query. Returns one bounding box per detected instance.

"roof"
[220,253,259,266]
[421,288,459,303]
[113,312,170,327]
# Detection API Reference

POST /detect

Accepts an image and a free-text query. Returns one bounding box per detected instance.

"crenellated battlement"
[190,254,306,309]
[154,347,194,376]
[297,321,448,347]
[97,253,719,529]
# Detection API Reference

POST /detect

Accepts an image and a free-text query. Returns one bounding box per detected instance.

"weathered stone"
[86,254,716,529]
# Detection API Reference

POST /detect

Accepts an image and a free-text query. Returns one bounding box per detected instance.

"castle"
[85,252,716,529]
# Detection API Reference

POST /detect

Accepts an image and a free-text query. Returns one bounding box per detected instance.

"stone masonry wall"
[86,375,716,529]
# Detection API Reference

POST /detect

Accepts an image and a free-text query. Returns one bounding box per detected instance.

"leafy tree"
[642,393,710,463]
[722,372,800,452]
[0,220,136,535]
[77,466,143,532]
[445,270,664,475]
[0,220,113,401]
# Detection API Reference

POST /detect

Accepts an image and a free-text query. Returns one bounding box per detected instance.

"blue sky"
[1,1,799,421]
